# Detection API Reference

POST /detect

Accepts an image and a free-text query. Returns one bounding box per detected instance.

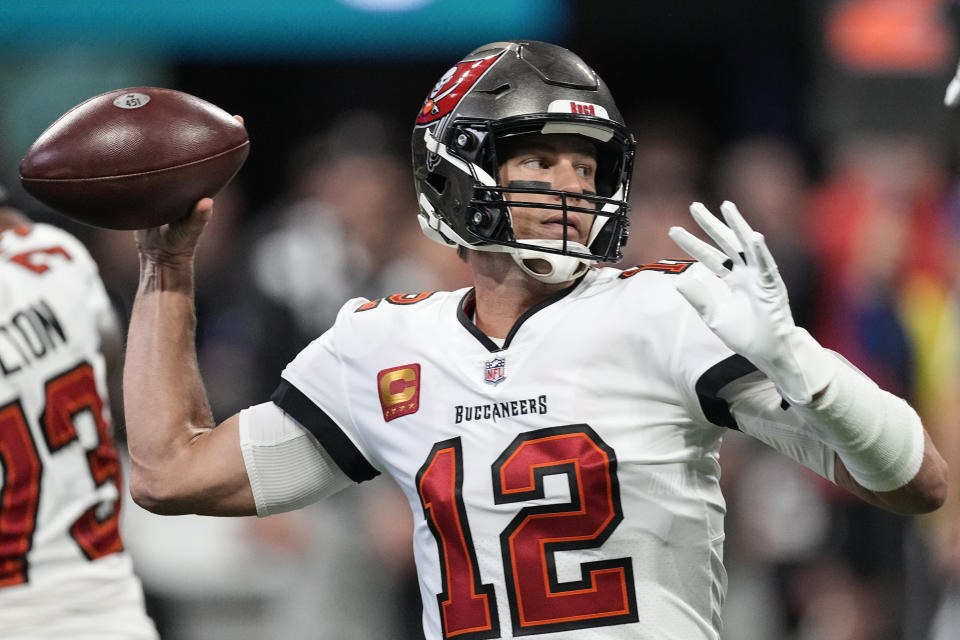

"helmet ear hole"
[426,172,447,194]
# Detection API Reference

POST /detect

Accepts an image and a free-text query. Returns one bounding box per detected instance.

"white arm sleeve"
[788,353,925,492]
[239,401,354,517]
[722,371,838,483]
[723,352,926,492]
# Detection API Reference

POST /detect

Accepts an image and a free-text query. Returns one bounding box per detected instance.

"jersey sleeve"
[71,236,115,344]
[36,224,115,333]
[270,297,382,484]
[721,371,838,482]
[238,401,355,517]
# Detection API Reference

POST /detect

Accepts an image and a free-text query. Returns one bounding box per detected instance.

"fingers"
[674,277,712,320]
[676,200,780,284]
[189,197,214,225]
[135,198,214,260]
[169,197,213,249]
[750,233,781,286]
[668,226,728,275]
[689,202,744,266]
[718,201,759,266]
[947,77,960,107]
[674,265,729,325]
[720,200,782,284]
[946,62,960,107]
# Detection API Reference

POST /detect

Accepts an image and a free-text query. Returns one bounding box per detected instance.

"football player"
[123,41,947,639]
[0,192,158,638]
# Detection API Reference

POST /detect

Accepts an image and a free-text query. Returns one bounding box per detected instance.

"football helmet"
[412,40,636,283]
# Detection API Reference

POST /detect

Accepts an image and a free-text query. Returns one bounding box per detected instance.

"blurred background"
[2,1,960,638]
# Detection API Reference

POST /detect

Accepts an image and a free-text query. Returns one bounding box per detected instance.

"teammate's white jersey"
[265,263,835,640]
[0,223,157,639]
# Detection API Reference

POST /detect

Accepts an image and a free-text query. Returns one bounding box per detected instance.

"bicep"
[133,413,257,517]
[186,413,259,515]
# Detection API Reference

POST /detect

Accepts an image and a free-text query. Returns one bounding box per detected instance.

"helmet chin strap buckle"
[512,240,592,284]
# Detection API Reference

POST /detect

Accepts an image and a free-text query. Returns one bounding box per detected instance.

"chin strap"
[510,239,593,284]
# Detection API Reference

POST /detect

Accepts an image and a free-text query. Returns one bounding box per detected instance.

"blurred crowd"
[9,102,960,639]
[625,115,960,640]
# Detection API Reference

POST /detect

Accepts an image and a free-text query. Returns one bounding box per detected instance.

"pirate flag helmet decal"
[416,53,503,126]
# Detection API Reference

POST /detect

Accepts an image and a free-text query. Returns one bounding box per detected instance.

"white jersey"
[270,262,792,640]
[0,224,157,639]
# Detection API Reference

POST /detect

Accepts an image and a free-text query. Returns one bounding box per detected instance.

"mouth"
[543,216,581,241]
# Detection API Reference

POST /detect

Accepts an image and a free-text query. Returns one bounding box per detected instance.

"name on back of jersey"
[0,300,67,376]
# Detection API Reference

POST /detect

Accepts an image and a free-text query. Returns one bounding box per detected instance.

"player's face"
[498,134,598,246]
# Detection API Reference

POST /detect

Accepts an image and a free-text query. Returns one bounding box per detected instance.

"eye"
[576,162,596,179]
[520,157,549,171]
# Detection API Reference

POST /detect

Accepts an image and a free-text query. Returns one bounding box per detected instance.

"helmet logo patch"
[416,53,502,125]
[571,102,595,115]
[548,99,609,120]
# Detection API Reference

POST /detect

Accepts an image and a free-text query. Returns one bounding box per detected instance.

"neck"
[469,252,574,339]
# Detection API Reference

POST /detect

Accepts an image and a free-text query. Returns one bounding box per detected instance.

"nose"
[552,160,584,195]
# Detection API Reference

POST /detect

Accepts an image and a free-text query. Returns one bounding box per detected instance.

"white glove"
[668,201,835,405]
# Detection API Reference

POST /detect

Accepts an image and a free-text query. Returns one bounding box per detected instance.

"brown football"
[19,87,249,230]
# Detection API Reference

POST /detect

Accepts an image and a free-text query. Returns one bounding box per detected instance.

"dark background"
[2,0,954,218]
[171,0,812,213]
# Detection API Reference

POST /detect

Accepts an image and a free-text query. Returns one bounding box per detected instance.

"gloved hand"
[668,201,835,405]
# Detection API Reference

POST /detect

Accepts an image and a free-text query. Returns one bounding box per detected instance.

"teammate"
[0,191,157,638]
[123,41,947,639]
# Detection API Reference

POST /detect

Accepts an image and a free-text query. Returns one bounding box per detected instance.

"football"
[19,87,249,230]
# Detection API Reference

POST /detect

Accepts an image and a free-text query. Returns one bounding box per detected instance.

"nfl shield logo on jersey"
[484,357,506,385]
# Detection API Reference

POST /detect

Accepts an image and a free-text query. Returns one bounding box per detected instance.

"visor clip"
[453,129,477,151]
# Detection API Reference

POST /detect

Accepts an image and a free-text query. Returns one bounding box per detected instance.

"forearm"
[792,356,948,514]
[123,254,215,506]
[728,361,947,515]
[834,430,947,515]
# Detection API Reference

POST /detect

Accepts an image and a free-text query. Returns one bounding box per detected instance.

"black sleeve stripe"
[694,355,758,430]
[270,379,380,483]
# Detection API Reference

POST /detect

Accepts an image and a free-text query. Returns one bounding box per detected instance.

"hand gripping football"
[19,87,249,230]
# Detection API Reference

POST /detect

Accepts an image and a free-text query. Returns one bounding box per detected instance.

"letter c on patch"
[377,363,422,422]
[380,368,417,405]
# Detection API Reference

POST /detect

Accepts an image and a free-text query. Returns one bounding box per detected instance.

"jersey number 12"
[417,424,638,638]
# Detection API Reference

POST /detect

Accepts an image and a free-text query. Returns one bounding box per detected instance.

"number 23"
[0,362,122,586]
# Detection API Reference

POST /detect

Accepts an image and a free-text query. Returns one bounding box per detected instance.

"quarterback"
[0,197,157,638]
[123,41,947,639]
